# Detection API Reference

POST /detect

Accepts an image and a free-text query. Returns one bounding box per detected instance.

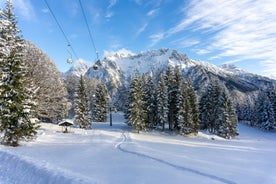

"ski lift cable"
[78,0,99,60]
[43,0,79,60]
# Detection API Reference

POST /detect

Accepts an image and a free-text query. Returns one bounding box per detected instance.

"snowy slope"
[1,113,276,184]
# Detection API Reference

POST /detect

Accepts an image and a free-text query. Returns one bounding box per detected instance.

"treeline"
[65,74,110,129]
[124,66,239,138]
[237,87,276,130]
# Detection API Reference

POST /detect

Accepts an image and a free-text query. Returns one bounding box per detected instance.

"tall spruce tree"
[255,91,275,130]
[266,86,276,123]
[199,81,238,138]
[143,74,157,128]
[0,1,38,146]
[216,89,238,138]
[165,66,175,130]
[177,82,192,134]
[199,81,221,132]
[93,83,109,122]
[177,80,199,135]
[127,76,147,133]
[74,75,91,129]
[157,74,168,131]
[173,66,182,129]
[186,80,200,134]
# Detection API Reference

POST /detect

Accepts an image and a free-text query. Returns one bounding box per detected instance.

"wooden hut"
[58,119,74,133]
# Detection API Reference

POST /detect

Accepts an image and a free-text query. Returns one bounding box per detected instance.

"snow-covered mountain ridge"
[64,48,276,105]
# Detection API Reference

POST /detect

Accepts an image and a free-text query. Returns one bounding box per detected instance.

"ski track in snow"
[116,131,237,184]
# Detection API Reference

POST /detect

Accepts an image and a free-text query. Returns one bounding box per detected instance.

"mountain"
[64,48,276,106]
[63,59,92,78]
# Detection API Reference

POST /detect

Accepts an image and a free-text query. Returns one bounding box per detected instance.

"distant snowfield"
[1,112,276,184]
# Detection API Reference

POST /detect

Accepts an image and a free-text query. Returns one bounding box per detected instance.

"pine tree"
[177,82,192,134]
[199,81,238,138]
[172,66,182,130]
[186,80,200,134]
[256,91,275,130]
[93,83,109,122]
[199,81,221,133]
[157,74,168,131]
[0,1,38,146]
[74,75,91,129]
[243,97,253,122]
[177,80,199,135]
[226,95,238,137]
[143,74,157,128]
[216,89,238,138]
[127,76,147,133]
[266,85,276,123]
[165,66,175,130]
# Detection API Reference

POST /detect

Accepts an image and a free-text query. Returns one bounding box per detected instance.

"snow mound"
[0,150,95,184]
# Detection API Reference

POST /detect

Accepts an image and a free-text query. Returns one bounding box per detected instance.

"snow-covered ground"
[0,112,276,184]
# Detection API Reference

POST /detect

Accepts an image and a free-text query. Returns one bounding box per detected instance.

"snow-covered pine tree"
[0,1,38,146]
[177,80,199,135]
[199,80,221,133]
[177,82,193,134]
[74,75,91,129]
[186,80,200,134]
[216,88,238,138]
[143,73,157,128]
[92,82,109,122]
[165,66,175,130]
[141,74,149,128]
[243,97,253,122]
[157,74,168,131]
[256,91,275,130]
[266,85,276,123]
[172,66,182,130]
[226,94,238,137]
[127,76,147,133]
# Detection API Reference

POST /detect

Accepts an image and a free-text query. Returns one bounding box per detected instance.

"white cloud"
[105,11,114,18]
[171,37,200,48]
[260,60,276,79]
[108,0,117,9]
[147,8,159,16]
[105,0,117,19]
[196,49,210,55]
[149,0,276,77]
[136,23,148,37]
[13,0,36,20]
[149,32,165,47]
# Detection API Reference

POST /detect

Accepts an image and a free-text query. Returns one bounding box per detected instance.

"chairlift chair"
[67,58,73,64]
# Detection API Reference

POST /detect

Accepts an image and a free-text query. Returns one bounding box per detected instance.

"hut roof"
[58,119,74,126]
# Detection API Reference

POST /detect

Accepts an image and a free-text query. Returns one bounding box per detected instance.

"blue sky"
[1,0,276,78]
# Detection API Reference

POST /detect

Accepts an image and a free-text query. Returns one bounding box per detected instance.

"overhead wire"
[43,0,79,60]
[78,0,99,60]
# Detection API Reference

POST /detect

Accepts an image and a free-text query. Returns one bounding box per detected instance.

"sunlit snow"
[0,112,275,184]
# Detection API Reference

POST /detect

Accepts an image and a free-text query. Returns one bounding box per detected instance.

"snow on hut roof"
[58,119,74,126]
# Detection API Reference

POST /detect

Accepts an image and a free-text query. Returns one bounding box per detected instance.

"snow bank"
[0,150,94,184]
